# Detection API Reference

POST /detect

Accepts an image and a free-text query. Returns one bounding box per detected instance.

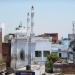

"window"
[69,53,73,61]
[43,51,50,57]
[35,51,41,57]
[73,47,75,51]
[20,49,25,61]
[59,53,61,57]
[58,49,61,51]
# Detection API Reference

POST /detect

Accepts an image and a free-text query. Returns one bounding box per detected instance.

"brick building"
[0,27,11,67]
[2,43,11,67]
[37,33,58,43]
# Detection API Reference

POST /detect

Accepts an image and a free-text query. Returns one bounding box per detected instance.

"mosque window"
[20,49,25,61]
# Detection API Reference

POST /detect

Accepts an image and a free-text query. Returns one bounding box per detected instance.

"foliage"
[47,52,58,63]
[4,35,9,43]
[45,53,58,73]
[45,59,53,73]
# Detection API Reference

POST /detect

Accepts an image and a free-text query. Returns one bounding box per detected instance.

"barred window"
[35,51,42,57]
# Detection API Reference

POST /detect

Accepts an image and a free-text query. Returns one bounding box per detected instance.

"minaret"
[27,12,30,36]
[27,6,34,70]
[27,12,29,30]
[31,6,34,36]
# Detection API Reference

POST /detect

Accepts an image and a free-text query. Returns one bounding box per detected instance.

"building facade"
[37,33,58,43]
[2,43,11,67]
[33,37,51,64]
[10,33,52,68]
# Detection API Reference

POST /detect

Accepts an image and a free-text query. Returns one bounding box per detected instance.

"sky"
[0,0,75,39]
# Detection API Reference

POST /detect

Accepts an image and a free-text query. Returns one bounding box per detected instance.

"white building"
[10,26,31,69]
[51,44,68,59]
[10,25,52,69]
[33,37,52,65]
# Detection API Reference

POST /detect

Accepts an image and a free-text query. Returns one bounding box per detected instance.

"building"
[68,34,75,64]
[10,26,34,69]
[58,39,70,59]
[31,36,70,64]
[51,44,68,60]
[68,34,75,40]
[68,40,75,64]
[0,27,11,68]
[2,43,11,67]
[33,36,51,64]
[37,33,58,43]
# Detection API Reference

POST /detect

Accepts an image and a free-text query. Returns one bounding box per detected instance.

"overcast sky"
[0,0,75,38]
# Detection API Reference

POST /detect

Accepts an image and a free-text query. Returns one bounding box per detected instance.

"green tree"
[45,53,58,73]
[47,53,58,62]
[4,35,9,43]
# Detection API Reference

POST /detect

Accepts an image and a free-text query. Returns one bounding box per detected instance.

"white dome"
[16,27,27,34]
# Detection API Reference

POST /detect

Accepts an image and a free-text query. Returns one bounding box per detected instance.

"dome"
[15,26,27,34]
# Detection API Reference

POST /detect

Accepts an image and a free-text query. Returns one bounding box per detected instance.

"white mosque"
[9,6,51,69]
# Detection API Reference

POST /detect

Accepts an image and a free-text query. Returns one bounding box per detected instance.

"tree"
[47,53,58,62]
[4,35,9,43]
[45,53,58,73]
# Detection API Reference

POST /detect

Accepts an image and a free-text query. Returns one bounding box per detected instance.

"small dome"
[15,26,27,34]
